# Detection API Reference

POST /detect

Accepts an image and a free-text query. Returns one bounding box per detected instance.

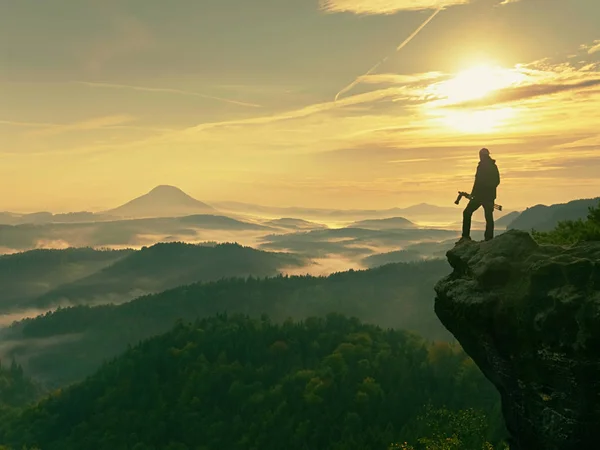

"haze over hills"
[214,201,461,223]
[495,211,521,228]
[0,211,117,225]
[3,259,452,387]
[0,248,133,314]
[350,217,416,230]
[104,185,216,219]
[263,218,328,231]
[30,242,306,310]
[0,214,272,254]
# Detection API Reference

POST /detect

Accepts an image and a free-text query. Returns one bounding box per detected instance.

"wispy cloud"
[358,72,445,86]
[76,81,262,108]
[0,120,57,128]
[587,41,600,55]
[334,7,443,100]
[5,45,600,211]
[29,115,137,136]
[449,78,600,108]
[319,0,469,14]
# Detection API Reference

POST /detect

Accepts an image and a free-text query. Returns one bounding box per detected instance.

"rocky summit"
[434,230,600,450]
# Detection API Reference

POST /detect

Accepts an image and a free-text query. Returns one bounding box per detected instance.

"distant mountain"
[259,227,460,259]
[349,217,416,230]
[214,201,459,222]
[105,185,216,219]
[0,214,270,253]
[31,242,305,309]
[0,248,132,312]
[396,203,457,217]
[264,218,327,230]
[0,211,117,225]
[507,197,600,232]
[496,211,520,228]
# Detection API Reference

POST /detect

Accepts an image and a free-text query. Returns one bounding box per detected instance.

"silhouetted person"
[459,148,500,242]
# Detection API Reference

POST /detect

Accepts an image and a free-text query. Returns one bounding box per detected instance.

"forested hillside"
[0,248,132,311]
[0,361,39,410]
[0,314,507,450]
[32,242,305,308]
[5,260,451,387]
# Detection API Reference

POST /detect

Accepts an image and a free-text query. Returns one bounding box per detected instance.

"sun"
[422,64,527,133]
[429,64,527,104]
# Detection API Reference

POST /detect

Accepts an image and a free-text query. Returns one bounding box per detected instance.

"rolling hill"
[507,197,600,231]
[105,185,216,219]
[0,214,271,253]
[259,227,459,258]
[349,217,416,230]
[0,248,133,312]
[264,218,328,230]
[4,260,451,387]
[495,211,520,228]
[0,315,504,450]
[214,201,460,222]
[30,242,306,308]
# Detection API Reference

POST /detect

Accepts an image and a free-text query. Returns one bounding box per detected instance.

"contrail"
[335,7,443,101]
[75,81,262,108]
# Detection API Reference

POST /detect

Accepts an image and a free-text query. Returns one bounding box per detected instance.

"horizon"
[2,183,540,215]
[2,0,599,212]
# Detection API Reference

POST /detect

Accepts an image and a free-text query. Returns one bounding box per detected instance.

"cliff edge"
[434,230,600,450]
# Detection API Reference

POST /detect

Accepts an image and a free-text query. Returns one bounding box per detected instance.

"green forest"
[3,204,595,449]
[0,314,508,450]
[6,259,451,387]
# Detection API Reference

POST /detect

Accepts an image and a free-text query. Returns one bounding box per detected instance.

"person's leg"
[462,199,481,239]
[483,201,495,241]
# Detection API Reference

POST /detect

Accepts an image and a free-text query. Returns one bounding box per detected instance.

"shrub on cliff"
[532,200,600,244]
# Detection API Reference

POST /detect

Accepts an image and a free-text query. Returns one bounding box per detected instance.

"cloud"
[449,78,600,108]
[588,41,600,55]
[319,0,469,14]
[358,72,445,86]
[498,0,521,4]
[4,44,600,213]
[334,6,443,100]
[76,81,262,108]
[0,120,56,128]
[29,115,136,136]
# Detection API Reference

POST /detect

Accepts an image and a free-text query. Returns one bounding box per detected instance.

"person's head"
[479,147,491,161]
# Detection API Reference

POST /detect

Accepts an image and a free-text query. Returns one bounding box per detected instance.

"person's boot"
[456,236,472,245]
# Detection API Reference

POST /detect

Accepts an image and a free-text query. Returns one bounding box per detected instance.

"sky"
[1,0,599,212]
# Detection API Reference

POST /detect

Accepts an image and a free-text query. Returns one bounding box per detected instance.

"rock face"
[434,230,600,450]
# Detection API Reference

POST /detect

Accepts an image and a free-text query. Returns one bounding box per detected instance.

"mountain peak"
[149,185,185,194]
[105,185,215,219]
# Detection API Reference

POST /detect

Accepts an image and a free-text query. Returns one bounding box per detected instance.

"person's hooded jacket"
[471,155,500,201]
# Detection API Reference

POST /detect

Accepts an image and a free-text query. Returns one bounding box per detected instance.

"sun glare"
[422,64,527,134]
[437,108,517,134]
[430,64,527,104]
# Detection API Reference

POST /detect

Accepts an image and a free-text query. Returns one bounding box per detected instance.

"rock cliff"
[434,230,600,450]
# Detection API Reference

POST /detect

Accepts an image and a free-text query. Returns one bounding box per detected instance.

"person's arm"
[470,166,481,196]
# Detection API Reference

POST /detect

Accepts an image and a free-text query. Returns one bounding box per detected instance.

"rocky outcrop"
[434,230,600,450]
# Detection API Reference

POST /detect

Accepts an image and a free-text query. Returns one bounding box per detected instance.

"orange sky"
[1,0,599,212]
